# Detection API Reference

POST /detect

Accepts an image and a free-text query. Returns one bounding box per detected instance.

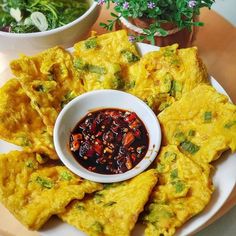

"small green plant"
[95,0,215,44]
[0,0,89,33]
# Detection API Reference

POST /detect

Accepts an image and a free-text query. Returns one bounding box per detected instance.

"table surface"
[0,6,236,236]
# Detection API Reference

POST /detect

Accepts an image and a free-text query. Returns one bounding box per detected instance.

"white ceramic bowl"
[0,0,100,54]
[54,90,162,183]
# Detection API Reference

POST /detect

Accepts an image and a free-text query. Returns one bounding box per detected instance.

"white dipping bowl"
[54,90,162,183]
[0,0,100,54]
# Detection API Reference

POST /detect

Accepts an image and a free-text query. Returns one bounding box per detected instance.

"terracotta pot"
[116,16,199,48]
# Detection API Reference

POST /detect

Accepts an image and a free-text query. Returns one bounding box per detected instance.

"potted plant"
[95,0,215,47]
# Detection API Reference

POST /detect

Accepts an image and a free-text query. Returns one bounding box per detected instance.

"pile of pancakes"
[0,30,236,236]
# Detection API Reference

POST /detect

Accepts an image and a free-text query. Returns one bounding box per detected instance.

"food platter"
[0,42,236,236]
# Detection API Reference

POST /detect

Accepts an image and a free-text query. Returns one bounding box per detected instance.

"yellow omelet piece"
[158,84,236,165]
[0,151,102,230]
[73,30,140,91]
[0,79,57,159]
[10,46,84,135]
[143,145,213,236]
[126,44,208,113]
[59,169,158,236]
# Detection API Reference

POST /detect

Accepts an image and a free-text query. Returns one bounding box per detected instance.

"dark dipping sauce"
[70,108,149,174]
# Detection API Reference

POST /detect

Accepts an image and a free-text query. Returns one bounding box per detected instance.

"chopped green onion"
[103,201,117,207]
[224,120,236,129]
[60,171,72,181]
[204,111,212,122]
[171,180,185,193]
[180,140,200,154]
[84,37,97,49]
[36,176,53,189]
[170,169,178,179]
[87,65,107,74]
[121,50,140,63]
[174,131,185,143]
[188,130,196,136]
[164,151,177,161]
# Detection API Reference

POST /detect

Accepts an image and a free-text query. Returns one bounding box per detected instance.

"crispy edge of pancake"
[0,151,102,230]
[0,79,57,159]
[59,169,158,236]
[10,46,84,135]
[143,145,214,236]
[158,84,236,165]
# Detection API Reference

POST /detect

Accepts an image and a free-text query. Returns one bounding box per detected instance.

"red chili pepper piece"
[94,144,103,155]
[124,112,137,123]
[122,132,135,147]
[72,133,83,140]
[133,129,141,138]
[71,140,80,151]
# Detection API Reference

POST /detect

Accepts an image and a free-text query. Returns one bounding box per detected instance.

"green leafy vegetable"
[0,0,89,33]
[180,140,200,154]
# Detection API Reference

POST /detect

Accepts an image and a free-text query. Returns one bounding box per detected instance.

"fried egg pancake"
[0,79,57,159]
[126,44,208,113]
[59,169,158,236]
[10,46,84,135]
[143,145,213,236]
[0,151,102,230]
[158,84,236,165]
[73,30,140,91]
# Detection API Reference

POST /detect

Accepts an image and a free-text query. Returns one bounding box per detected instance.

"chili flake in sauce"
[70,109,149,174]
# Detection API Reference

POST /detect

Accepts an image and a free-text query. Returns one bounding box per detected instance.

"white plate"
[1,43,236,236]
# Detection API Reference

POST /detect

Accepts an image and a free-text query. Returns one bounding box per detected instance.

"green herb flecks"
[60,171,72,181]
[224,120,236,129]
[204,111,212,122]
[180,140,200,154]
[87,65,107,75]
[74,58,107,75]
[76,204,85,211]
[121,50,140,63]
[170,80,182,97]
[170,169,178,179]
[164,151,177,162]
[156,163,165,173]
[85,37,97,49]
[35,176,53,189]
[103,201,117,207]
[91,221,104,233]
[188,130,196,137]
[174,131,186,143]
[172,180,185,193]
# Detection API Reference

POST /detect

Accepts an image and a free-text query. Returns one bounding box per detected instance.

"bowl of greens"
[0,0,100,54]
